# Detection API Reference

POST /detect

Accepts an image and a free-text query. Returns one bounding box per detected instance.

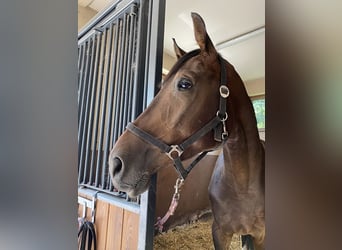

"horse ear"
[191,12,216,56]
[172,38,186,59]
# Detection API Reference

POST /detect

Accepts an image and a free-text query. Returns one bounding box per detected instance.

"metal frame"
[78,0,165,249]
[78,0,144,196]
[79,187,140,214]
[138,1,165,248]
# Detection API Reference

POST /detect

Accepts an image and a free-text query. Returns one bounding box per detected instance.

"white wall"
[244,77,265,97]
[78,5,97,31]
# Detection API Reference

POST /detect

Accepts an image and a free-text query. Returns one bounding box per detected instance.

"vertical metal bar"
[126,11,137,123]
[142,6,152,110]
[79,34,97,184]
[78,43,86,137]
[77,46,82,90]
[94,28,108,187]
[112,19,122,147]
[78,41,91,173]
[87,32,102,185]
[77,47,80,71]
[78,41,90,124]
[90,29,107,185]
[124,13,134,126]
[78,44,86,106]
[111,19,121,157]
[109,21,119,151]
[118,15,128,136]
[95,24,114,188]
[101,24,115,188]
[108,20,120,191]
[78,44,85,177]
[120,14,130,132]
[107,21,120,191]
[146,2,165,101]
[78,42,87,177]
[113,17,126,140]
[102,21,119,190]
[131,1,149,120]
[138,0,165,249]
[130,16,140,121]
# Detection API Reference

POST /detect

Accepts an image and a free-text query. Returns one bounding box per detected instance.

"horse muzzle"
[108,149,151,198]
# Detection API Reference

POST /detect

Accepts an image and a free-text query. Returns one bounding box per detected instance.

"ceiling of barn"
[78,0,265,81]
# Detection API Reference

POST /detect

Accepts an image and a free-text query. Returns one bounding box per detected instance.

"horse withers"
[109,13,265,250]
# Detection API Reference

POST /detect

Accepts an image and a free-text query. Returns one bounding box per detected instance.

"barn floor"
[153,214,241,250]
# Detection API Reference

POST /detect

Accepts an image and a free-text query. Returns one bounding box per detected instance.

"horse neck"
[222,70,264,191]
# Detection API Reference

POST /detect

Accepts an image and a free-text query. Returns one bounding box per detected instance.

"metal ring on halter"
[166,145,184,160]
[216,111,228,121]
[219,85,230,98]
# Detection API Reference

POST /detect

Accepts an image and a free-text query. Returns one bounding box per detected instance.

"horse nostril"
[111,157,123,176]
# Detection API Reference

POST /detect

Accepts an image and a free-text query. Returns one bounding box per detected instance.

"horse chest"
[209,162,264,235]
[211,196,264,237]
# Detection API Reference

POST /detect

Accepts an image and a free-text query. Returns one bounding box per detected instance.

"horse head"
[109,13,233,197]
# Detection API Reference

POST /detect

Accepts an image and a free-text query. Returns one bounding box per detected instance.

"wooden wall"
[78,193,140,250]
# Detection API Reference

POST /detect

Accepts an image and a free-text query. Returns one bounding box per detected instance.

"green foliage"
[252,99,265,129]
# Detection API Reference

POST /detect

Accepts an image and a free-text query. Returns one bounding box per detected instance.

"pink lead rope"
[154,178,184,233]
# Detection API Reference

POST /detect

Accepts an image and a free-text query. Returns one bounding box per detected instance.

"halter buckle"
[166,145,184,160]
[219,85,230,98]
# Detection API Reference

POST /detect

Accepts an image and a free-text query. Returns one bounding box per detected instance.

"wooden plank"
[94,199,110,250]
[121,210,140,250]
[106,204,124,249]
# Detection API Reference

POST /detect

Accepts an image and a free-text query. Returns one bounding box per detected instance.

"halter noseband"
[126,56,229,180]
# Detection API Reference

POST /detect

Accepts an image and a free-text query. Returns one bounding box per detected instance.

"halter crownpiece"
[214,56,229,142]
[126,55,229,180]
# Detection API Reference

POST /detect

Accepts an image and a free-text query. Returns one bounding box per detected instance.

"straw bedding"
[154,214,241,250]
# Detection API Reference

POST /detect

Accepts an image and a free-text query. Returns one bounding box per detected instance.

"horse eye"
[177,78,193,91]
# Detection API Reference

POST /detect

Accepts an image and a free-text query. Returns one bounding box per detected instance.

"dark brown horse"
[109,13,265,250]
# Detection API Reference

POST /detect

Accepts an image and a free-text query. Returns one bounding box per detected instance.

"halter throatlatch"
[126,56,229,180]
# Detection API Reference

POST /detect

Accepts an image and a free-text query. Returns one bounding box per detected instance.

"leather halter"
[126,56,229,180]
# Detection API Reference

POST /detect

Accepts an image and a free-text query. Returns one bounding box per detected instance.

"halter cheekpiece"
[126,55,229,180]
